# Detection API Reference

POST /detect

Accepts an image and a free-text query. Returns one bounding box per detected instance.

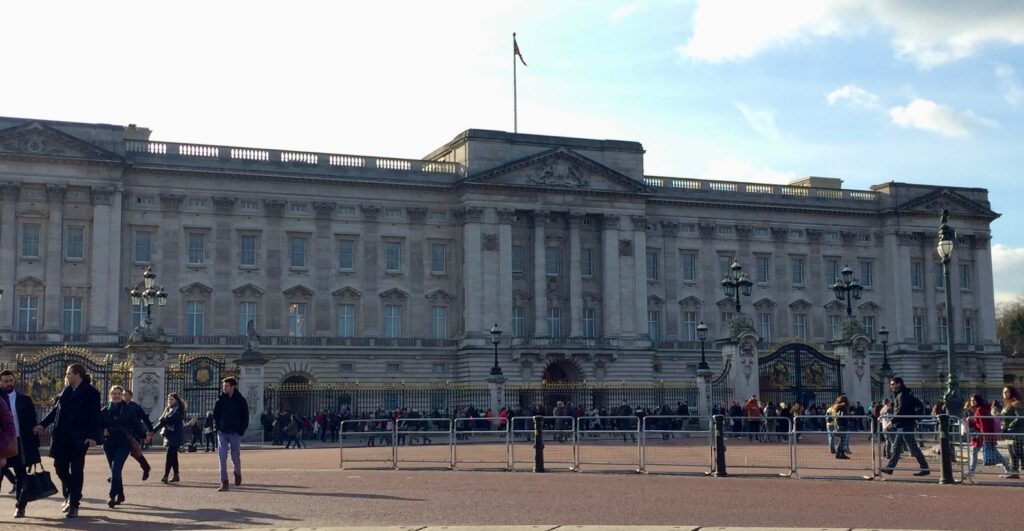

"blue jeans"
[218,432,242,482]
[104,444,131,498]
[885,428,929,470]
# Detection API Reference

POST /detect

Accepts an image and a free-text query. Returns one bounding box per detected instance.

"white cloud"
[679,0,1024,68]
[705,157,797,184]
[610,2,642,23]
[889,98,997,137]
[827,84,882,109]
[993,244,1024,305]
[734,102,783,141]
[996,64,1024,107]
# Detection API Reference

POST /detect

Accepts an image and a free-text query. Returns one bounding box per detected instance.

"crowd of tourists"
[0,365,249,519]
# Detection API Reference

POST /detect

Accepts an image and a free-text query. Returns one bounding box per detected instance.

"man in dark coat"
[33,363,101,519]
[122,388,153,480]
[1,369,40,518]
[212,377,248,492]
[879,377,930,476]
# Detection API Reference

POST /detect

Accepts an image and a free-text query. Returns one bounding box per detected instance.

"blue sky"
[3,0,1023,300]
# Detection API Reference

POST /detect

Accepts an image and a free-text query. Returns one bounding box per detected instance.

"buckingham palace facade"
[0,115,1008,386]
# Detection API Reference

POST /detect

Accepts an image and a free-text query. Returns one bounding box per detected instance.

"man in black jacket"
[213,377,249,492]
[1,369,40,518]
[122,389,153,480]
[879,377,930,476]
[33,363,101,518]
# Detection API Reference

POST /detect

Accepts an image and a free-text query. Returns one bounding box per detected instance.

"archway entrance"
[280,375,311,416]
[540,360,582,411]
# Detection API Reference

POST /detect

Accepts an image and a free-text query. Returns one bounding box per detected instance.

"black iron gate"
[709,358,733,409]
[758,342,842,408]
[165,354,233,420]
[11,346,129,421]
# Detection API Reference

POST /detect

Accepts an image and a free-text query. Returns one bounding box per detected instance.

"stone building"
[0,115,1007,390]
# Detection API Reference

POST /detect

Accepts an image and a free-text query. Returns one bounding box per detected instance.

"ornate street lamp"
[131,266,168,329]
[936,208,958,485]
[696,321,711,375]
[877,326,892,378]
[489,323,503,376]
[832,265,862,317]
[721,258,753,313]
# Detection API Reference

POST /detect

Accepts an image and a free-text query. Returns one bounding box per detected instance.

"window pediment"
[789,299,812,311]
[332,286,363,300]
[283,285,314,298]
[232,283,265,297]
[678,296,703,309]
[425,289,454,302]
[379,288,409,301]
[180,282,213,296]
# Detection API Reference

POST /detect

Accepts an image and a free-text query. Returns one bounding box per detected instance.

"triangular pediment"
[232,283,265,296]
[379,288,409,301]
[332,286,363,299]
[789,298,812,311]
[753,298,776,309]
[823,300,846,312]
[858,301,880,313]
[180,282,213,295]
[425,289,454,302]
[283,284,314,298]
[16,276,44,288]
[895,188,998,220]
[462,148,648,194]
[0,122,124,161]
[678,295,703,308]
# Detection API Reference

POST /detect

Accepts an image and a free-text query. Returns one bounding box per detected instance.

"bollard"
[713,414,728,477]
[533,415,545,473]
[938,413,954,484]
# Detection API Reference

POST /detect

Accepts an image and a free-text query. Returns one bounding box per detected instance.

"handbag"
[981,440,999,466]
[18,462,58,504]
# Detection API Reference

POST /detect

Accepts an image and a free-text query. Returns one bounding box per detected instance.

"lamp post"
[720,258,753,313]
[831,265,862,317]
[489,323,503,376]
[878,326,893,397]
[696,321,710,375]
[936,208,958,485]
[130,266,168,329]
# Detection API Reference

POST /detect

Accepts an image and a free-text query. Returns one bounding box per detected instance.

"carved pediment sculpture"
[461,148,647,194]
[0,122,123,161]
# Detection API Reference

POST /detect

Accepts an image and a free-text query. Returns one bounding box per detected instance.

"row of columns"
[462,207,649,340]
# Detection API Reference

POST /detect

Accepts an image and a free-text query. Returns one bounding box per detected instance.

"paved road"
[1,447,1016,530]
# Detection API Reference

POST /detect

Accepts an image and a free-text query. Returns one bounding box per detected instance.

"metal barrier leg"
[939,413,954,484]
[533,415,545,473]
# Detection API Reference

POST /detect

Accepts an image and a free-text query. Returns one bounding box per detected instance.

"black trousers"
[2,439,29,508]
[164,444,180,477]
[52,441,88,506]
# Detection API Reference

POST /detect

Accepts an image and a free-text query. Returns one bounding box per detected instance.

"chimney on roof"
[789,176,842,189]
[123,123,152,141]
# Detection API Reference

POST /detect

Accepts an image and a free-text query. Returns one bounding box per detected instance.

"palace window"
[65,226,85,259]
[62,296,83,334]
[384,305,402,338]
[239,235,257,267]
[186,301,205,336]
[187,233,205,265]
[337,304,355,337]
[288,303,307,337]
[431,306,448,339]
[21,223,40,257]
[583,308,596,338]
[17,296,38,332]
[133,230,152,263]
[431,243,447,274]
[238,302,257,335]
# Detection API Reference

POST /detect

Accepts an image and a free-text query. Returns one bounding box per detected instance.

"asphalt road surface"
[2,446,1018,530]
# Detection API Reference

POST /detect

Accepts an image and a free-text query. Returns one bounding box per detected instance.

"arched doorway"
[280,375,311,417]
[541,360,583,410]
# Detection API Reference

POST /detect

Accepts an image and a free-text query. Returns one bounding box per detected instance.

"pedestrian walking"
[100,385,149,508]
[285,413,304,449]
[32,363,102,519]
[121,388,153,481]
[830,395,851,459]
[0,369,41,519]
[152,393,187,483]
[1001,385,1023,478]
[213,377,249,491]
[964,393,1013,482]
[879,377,930,477]
[204,411,217,452]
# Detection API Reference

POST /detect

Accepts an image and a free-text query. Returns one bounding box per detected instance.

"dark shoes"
[218,480,229,492]
[61,498,72,513]
[66,506,79,518]
[108,497,117,509]
[234,472,242,486]
[913,470,931,477]
[879,467,894,475]
[836,455,850,460]
[160,475,169,483]
[169,475,180,483]
[116,493,125,505]
[142,466,151,481]
[13,507,25,518]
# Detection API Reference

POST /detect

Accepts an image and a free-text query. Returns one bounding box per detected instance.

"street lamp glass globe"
[938,238,954,260]
[696,321,708,341]
[489,323,502,344]
[878,326,889,344]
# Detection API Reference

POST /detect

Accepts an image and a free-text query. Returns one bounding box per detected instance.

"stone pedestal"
[487,372,507,417]
[835,337,872,412]
[124,340,173,425]
[695,374,712,417]
[235,349,268,443]
[720,318,761,405]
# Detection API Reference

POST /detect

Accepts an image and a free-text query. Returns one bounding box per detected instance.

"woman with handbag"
[151,393,187,483]
[100,385,148,508]
[965,393,1013,483]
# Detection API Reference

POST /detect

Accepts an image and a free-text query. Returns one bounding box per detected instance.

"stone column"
[461,206,485,338]
[695,375,712,418]
[89,189,113,332]
[973,236,996,345]
[236,350,268,444]
[631,216,648,339]
[43,185,66,332]
[487,372,507,420]
[568,212,583,337]
[0,183,18,330]
[497,209,515,334]
[356,204,379,336]
[835,336,872,410]
[662,222,680,340]
[533,211,547,336]
[600,214,621,337]
[126,341,174,426]
[106,190,124,334]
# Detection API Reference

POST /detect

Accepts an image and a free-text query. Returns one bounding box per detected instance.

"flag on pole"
[514,33,527,66]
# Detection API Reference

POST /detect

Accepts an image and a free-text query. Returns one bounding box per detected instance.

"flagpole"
[513,32,518,134]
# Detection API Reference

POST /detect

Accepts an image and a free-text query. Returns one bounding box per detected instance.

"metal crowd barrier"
[793,415,875,479]
[395,418,453,469]
[641,415,713,475]
[339,418,396,469]
[575,415,641,473]
[453,417,509,470]
[722,416,794,476]
[957,415,1024,483]
[510,416,576,471]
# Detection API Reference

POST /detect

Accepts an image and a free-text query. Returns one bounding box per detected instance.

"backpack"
[904,394,925,416]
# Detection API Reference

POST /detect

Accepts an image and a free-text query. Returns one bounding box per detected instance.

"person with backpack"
[879,377,930,476]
